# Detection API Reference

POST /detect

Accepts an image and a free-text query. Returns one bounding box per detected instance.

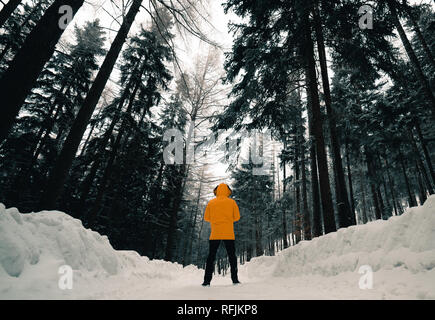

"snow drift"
[0,203,201,299]
[246,195,435,279]
[0,196,434,299]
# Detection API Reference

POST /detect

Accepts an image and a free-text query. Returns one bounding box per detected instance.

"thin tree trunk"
[366,152,382,220]
[414,121,435,188]
[300,134,311,240]
[309,139,322,237]
[196,215,205,265]
[165,164,189,261]
[186,166,205,266]
[313,2,353,228]
[78,105,104,157]
[408,129,434,194]
[255,213,263,257]
[377,156,392,219]
[300,0,335,234]
[403,4,435,69]
[345,140,356,218]
[281,202,288,248]
[294,129,302,243]
[415,161,427,205]
[281,140,289,248]
[79,57,144,204]
[359,158,368,224]
[39,0,142,209]
[398,149,417,207]
[384,156,399,216]
[370,183,381,220]
[86,77,142,222]
[0,0,85,143]
[388,0,435,118]
[376,186,386,219]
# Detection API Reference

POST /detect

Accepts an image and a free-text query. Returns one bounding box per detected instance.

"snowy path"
[87,271,435,300]
[79,267,435,300]
[1,196,435,300]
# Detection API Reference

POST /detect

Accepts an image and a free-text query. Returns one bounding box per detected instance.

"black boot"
[232,275,240,285]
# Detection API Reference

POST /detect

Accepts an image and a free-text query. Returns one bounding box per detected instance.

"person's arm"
[233,200,240,222]
[204,203,211,222]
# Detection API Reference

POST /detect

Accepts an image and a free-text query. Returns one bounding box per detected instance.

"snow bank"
[0,195,434,299]
[244,195,435,279]
[0,203,201,299]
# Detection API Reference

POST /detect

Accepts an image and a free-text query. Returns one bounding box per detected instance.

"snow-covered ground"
[1,196,435,300]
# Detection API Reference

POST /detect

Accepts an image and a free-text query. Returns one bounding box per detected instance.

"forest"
[0,0,433,275]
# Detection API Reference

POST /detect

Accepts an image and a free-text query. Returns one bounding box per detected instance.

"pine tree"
[232,155,274,260]
[0,19,105,211]
[39,0,143,209]
[0,0,85,143]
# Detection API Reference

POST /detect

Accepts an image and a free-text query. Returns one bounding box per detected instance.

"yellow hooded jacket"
[204,183,240,240]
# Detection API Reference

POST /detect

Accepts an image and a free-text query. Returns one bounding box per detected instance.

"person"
[202,183,241,287]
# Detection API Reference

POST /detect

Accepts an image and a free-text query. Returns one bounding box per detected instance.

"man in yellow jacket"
[202,183,240,286]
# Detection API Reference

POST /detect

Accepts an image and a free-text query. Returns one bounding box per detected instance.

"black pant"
[204,240,238,283]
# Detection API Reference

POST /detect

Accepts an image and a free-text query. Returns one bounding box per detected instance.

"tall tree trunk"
[300,1,336,234]
[0,0,22,29]
[408,129,434,194]
[78,105,104,157]
[345,140,356,217]
[312,2,354,228]
[403,4,435,69]
[281,202,288,248]
[309,137,322,237]
[300,133,311,240]
[359,158,368,224]
[39,0,142,209]
[294,130,302,243]
[370,183,381,221]
[366,152,382,220]
[254,210,263,257]
[376,185,386,219]
[384,156,399,216]
[186,166,205,266]
[31,91,68,163]
[415,162,427,205]
[388,0,435,118]
[398,149,417,207]
[281,141,289,248]
[414,121,435,187]
[0,0,85,143]
[377,155,392,219]
[165,163,189,262]
[79,57,145,204]
[196,214,205,265]
[86,76,142,222]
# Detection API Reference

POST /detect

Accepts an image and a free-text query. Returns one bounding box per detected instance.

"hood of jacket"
[214,183,231,197]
